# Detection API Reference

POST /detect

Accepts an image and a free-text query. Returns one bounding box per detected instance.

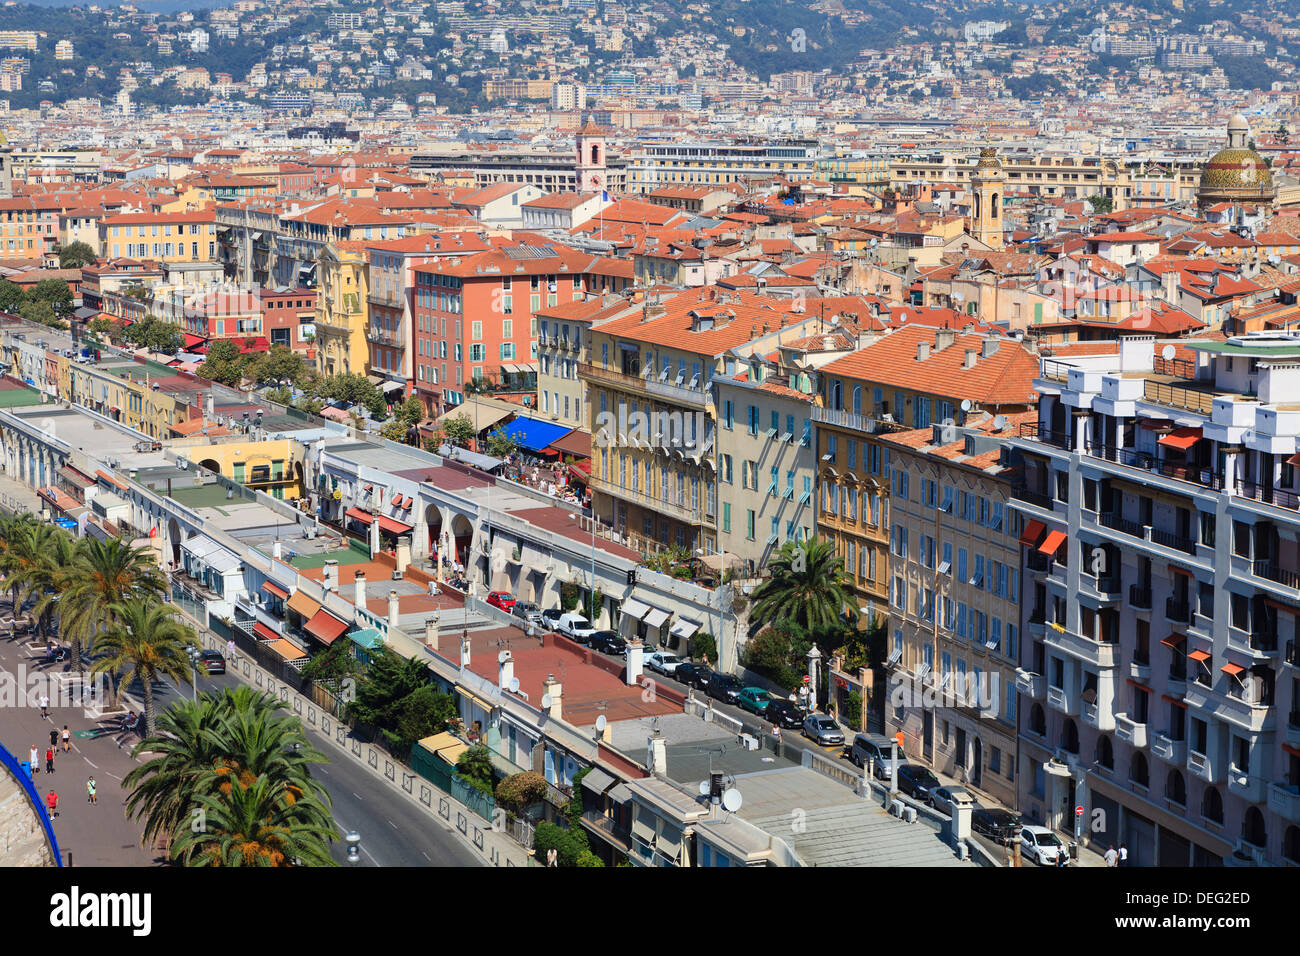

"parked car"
[589,631,624,655]
[706,672,743,704]
[1019,825,1066,865]
[849,734,902,779]
[486,591,516,612]
[802,714,844,746]
[766,698,803,729]
[556,613,597,644]
[737,686,774,716]
[511,601,543,627]
[971,806,1021,845]
[646,651,683,676]
[540,608,565,628]
[929,785,974,816]
[199,649,226,675]
[895,764,941,802]
[674,662,712,690]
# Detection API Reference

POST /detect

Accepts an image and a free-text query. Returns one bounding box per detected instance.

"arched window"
[590,144,600,166]
[974,193,981,221]
[852,385,862,415]
[1202,786,1223,824]
[1029,703,1046,736]
[1243,806,1266,848]
[1061,719,1079,754]
[1096,735,1114,770]
[1129,751,1149,788]
[830,380,843,411]
[991,193,1000,219]
[1166,769,1186,805]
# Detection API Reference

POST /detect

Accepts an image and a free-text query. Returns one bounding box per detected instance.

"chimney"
[981,336,1000,358]
[460,631,472,669]
[543,673,562,720]
[368,515,381,556]
[935,328,956,351]
[822,335,834,350]
[626,638,645,685]
[387,589,400,627]
[647,732,667,776]
[917,341,930,362]
[323,559,338,591]
[272,540,282,561]
[354,569,366,609]
[424,616,439,653]
[498,649,514,691]
[395,537,411,575]
[963,349,977,369]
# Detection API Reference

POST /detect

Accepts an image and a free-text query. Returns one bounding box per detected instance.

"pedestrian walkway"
[0,629,159,866]
[0,469,43,516]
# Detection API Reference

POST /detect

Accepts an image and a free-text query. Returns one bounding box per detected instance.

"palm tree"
[207,698,329,806]
[168,775,337,867]
[750,538,852,635]
[60,537,166,671]
[90,599,195,737]
[2,522,74,640]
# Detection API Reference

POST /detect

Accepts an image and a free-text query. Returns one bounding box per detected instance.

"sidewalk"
[0,469,43,516]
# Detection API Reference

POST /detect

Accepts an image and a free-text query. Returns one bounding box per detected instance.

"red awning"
[377,515,413,536]
[1187,649,1211,662]
[1169,565,1194,578]
[304,609,349,645]
[1162,695,1188,709]
[1125,679,1151,691]
[1160,633,1186,648]
[1037,529,1067,556]
[182,333,206,348]
[1221,662,1245,676]
[345,507,373,525]
[261,581,289,600]
[1284,743,1300,759]
[1019,519,1046,547]
[237,337,270,354]
[1288,452,1300,467]
[1157,426,1202,451]
[252,621,279,642]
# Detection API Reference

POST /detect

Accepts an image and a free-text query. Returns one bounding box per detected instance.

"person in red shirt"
[45,747,55,774]
[46,791,58,817]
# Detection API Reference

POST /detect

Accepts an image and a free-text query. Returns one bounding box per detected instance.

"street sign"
[1075,806,1084,816]
[802,675,811,684]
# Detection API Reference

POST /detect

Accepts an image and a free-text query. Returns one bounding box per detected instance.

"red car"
[486,591,516,612]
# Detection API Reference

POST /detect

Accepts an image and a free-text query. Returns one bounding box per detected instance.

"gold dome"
[974,147,1001,170]
[1198,147,1272,198]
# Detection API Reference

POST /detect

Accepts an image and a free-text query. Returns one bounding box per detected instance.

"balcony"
[1129,659,1151,681]
[1143,379,1215,416]
[366,325,406,348]
[1288,641,1300,669]
[1081,698,1115,732]
[1044,625,1117,669]
[1184,680,1273,733]
[1151,527,1198,555]
[1252,560,1300,591]
[811,405,910,437]
[1129,585,1152,610]
[578,361,711,409]
[1017,420,1072,449]
[580,809,631,851]
[1226,765,1265,804]
[1011,485,1055,511]
[1267,783,1300,824]
[1085,441,1226,492]
[1151,731,1185,764]
[1165,598,1192,625]
[1188,749,1215,784]
[1047,684,1077,716]
[1098,510,1147,539]
[1114,713,1148,748]
[1235,480,1300,512]
[1015,669,1045,699]
[367,288,404,309]
[587,472,709,527]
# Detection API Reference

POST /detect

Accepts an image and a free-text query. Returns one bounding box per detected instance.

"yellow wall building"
[314,241,371,377]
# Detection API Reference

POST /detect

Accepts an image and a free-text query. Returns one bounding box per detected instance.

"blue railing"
[0,739,63,866]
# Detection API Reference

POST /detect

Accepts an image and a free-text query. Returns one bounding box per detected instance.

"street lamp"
[185,645,200,701]
[345,830,361,866]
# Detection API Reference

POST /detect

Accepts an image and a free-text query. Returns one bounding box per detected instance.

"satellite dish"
[595,714,607,732]
[960,399,973,412]
[508,676,520,693]
[699,780,711,796]
[994,414,1008,431]
[1161,345,1175,360]
[722,788,743,813]
[541,694,553,709]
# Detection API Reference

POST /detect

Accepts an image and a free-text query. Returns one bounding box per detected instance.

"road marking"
[388,819,397,829]
[352,791,363,801]
[83,758,97,769]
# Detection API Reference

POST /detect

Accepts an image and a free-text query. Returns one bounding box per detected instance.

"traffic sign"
[802,675,811,683]
[1075,806,1084,816]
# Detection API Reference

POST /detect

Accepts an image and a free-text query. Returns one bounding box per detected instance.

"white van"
[556,613,596,644]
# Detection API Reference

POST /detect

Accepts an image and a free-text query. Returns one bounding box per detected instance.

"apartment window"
[746,509,755,541]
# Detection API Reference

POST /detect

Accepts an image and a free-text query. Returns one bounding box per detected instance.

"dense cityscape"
[0,0,1295,892]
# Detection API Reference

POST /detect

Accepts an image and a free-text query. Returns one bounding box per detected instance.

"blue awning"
[495,416,574,453]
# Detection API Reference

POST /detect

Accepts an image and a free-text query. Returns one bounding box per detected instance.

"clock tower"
[575,117,607,194]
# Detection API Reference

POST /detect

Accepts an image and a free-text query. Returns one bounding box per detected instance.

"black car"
[199,649,226,675]
[972,806,1021,845]
[706,672,743,704]
[765,698,803,729]
[674,662,712,690]
[895,764,940,801]
[589,631,624,654]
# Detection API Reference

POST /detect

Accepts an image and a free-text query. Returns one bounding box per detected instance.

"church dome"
[974,147,1001,170]
[1197,117,1273,208]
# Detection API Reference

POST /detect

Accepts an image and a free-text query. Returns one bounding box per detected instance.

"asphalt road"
[147,664,483,868]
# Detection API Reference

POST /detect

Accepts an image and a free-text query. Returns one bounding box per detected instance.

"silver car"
[802,714,844,746]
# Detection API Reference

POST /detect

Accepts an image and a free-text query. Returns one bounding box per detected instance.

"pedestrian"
[546,847,557,867]
[1104,845,1118,867]
[1118,843,1128,867]
[1056,847,1069,868]
[86,776,96,805]
[29,745,38,775]
[45,746,54,773]
[226,638,236,661]
[49,727,58,749]
[61,725,70,753]
[46,790,58,818]
[39,692,49,719]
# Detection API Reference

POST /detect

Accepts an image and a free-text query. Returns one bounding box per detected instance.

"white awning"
[181,535,220,559]
[381,380,405,393]
[206,549,243,574]
[643,608,670,630]
[670,618,701,639]
[580,767,617,795]
[621,597,651,621]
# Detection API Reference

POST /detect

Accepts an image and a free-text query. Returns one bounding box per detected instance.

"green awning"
[349,627,384,650]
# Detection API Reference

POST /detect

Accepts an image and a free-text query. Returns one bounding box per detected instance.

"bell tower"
[575,117,607,194]
[969,147,1004,248]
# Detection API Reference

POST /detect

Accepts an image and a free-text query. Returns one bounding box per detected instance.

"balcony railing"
[587,472,710,526]
[367,326,405,347]
[1012,485,1055,510]
[1017,421,1071,449]
[1085,441,1226,491]
[1253,560,1300,590]
[1099,510,1146,538]
[1166,598,1192,624]
[578,361,711,408]
[1129,585,1152,609]
[810,405,910,436]
[1144,380,1215,416]
[1150,527,1197,554]
[1235,480,1300,511]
